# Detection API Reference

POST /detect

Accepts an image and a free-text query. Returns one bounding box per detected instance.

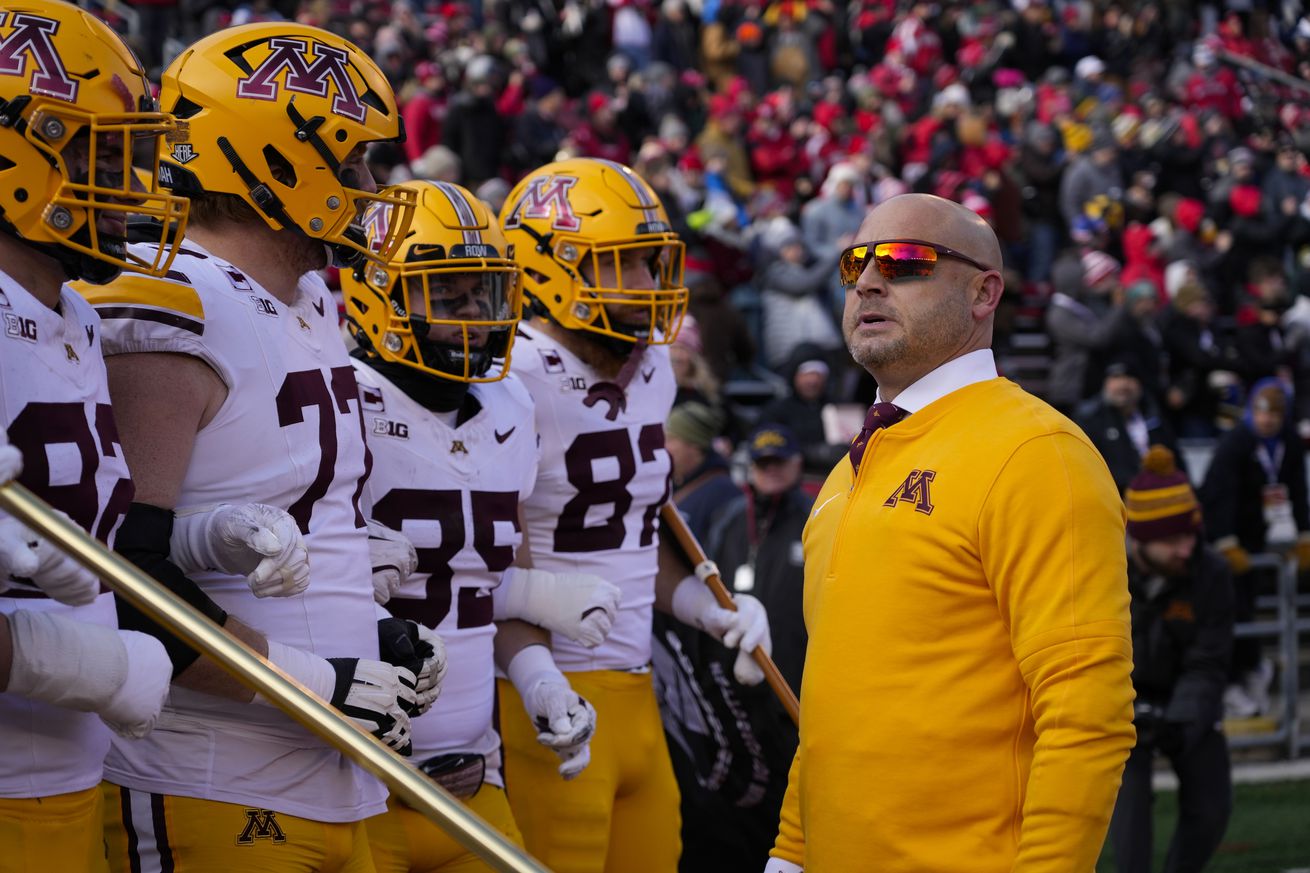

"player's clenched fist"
[171,503,310,598]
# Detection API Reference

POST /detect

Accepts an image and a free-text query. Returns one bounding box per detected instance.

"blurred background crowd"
[74,1,1310,868]
[92,0,1310,459]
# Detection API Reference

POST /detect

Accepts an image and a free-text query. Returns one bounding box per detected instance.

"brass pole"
[0,480,549,873]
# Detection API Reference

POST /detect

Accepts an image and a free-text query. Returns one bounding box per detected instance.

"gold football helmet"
[343,180,521,383]
[500,158,687,345]
[0,0,188,284]
[155,23,414,268]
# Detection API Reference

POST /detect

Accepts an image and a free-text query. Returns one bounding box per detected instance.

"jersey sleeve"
[76,272,227,385]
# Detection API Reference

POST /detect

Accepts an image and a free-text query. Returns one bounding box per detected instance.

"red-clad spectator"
[1121,222,1167,304]
[569,93,632,164]
[747,105,800,200]
[401,61,447,164]
[1184,41,1243,121]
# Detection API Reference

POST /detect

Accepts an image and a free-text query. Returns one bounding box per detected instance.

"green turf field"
[1096,778,1310,871]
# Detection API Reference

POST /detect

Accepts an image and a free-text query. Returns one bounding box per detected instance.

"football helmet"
[500,158,687,345]
[0,0,188,284]
[155,23,414,268]
[343,180,522,383]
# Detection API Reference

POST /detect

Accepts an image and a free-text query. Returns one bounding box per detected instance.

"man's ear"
[971,271,1005,318]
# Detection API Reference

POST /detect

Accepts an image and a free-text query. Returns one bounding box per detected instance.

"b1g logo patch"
[884,469,936,515]
[0,12,78,102]
[235,36,367,122]
[3,312,37,343]
[236,808,287,845]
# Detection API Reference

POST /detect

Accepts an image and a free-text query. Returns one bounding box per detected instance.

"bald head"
[842,194,1006,401]
[856,194,1003,273]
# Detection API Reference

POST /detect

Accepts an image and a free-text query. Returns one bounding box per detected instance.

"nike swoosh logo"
[642,367,655,383]
[495,426,516,444]
[811,493,841,519]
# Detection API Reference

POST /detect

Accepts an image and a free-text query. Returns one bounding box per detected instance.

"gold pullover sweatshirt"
[773,377,1135,872]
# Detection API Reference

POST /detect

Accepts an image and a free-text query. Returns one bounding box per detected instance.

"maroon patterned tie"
[849,402,908,474]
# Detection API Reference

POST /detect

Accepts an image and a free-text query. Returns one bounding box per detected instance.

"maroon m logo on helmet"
[503,176,581,233]
[0,12,78,102]
[236,37,366,122]
[360,201,390,254]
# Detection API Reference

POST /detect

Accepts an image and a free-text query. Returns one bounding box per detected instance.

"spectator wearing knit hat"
[1045,250,1126,412]
[1109,445,1234,873]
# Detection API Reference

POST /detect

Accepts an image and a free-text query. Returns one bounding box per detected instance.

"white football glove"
[671,575,772,686]
[171,504,309,598]
[506,645,596,780]
[262,641,417,755]
[4,610,171,738]
[763,859,804,873]
[376,613,447,714]
[0,512,102,606]
[366,520,418,605]
[494,567,622,647]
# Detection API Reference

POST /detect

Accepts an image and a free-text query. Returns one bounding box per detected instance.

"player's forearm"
[493,619,551,672]
[172,615,267,701]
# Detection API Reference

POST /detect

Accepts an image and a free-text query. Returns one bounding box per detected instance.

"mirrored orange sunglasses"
[839,239,996,286]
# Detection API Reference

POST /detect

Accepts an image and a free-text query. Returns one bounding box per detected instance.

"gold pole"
[0,480,549,873]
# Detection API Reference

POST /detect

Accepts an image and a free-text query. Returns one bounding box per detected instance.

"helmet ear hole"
[262,146,297,188]
[170,96,204,119]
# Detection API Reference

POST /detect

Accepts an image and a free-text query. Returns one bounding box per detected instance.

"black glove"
[376,617,444,715]
[325,657,417,756]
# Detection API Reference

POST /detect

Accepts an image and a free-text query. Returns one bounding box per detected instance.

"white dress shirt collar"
[874,348,999,413]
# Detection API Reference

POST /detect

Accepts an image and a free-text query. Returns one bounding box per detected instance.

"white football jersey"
[81,242,385,822]
[0,269,129,798]
[513,327,676,671]
[354,358,538,786]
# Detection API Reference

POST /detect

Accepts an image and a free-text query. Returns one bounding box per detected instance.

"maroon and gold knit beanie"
[1125,445,1202,542]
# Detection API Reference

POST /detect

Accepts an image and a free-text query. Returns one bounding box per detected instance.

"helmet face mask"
[344,181,522,383]
[564,238,687,343]
[157,24,414,268]
[0,4,189,283]
[500,158,688,346]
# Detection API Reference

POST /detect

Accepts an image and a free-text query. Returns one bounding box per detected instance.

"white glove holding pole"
[170,504,309,598]
[4,610,171,738]
[670,574,772,686]
[506,645,596,780]
[366,520,418,605]
[493,567,622,647]
[0,434,103,605]
[0,512,104,606]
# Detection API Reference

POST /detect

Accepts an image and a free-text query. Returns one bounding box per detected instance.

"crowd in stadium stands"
[130,2,1310,432]
[60,2,1310,870]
